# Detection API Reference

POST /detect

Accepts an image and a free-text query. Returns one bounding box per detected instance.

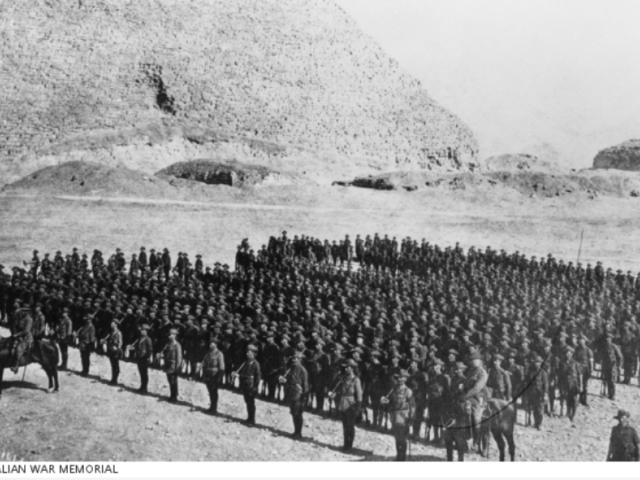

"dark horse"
[0,336,60,396]
[443,397,516,461]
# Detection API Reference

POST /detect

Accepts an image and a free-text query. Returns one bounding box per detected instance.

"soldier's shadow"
[67,370,181,404]
[1,379,44,392]
[357,452,444,462]
[188,405,368,457]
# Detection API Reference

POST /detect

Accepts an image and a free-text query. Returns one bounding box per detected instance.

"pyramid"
[0,0,478,182]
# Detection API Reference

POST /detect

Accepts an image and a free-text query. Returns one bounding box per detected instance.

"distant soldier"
[329,359,362,452]
[76,315,96,376]
[162,248,172,279]
[504,350,524,411]
[620,325,638,385]
[133,324,153,393]
[138,247,147,270]
[574,335,593,406]
[56,312,74,371]
[462,351,488,446]
[307,341,330,412]
[426,359,450,443]
[161,328,182,403]
[407,359,428,439]
[261,332,281,400]
[607,409,640,461]
[527,355,549,430]
[487,353,512,400]
[202,339,225,415]
[557,347,581,421]
[280,351,309,438]
[31,304,46,341]
[233,345,261,426]
[10,306,33,373]
[601,333,622,400]
[149,248,158,271]
[381,369,415,461]
[102,319,123,385]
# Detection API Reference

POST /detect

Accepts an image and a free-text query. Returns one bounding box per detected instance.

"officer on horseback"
[462,351,488,448]
[10,306,33,373]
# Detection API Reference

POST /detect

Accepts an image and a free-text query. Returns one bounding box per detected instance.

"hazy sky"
[336,0,640,168]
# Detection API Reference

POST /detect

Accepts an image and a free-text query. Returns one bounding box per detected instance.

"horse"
[441,400,472,461]
[0,336,60,396]
[478,398,517,461]
[442,397,516,462]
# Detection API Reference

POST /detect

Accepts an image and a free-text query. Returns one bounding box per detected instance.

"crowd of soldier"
[2,231,640,460]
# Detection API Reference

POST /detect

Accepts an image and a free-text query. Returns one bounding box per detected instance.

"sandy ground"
[1,340,639,462]
[2,185,640,461]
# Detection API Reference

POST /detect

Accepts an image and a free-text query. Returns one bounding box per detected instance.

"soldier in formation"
[103,319,123,385]
[4,232,640,458]
[202,339,225,414]
[234,345,261,426]
[330,359,362,452]
[381,369,415,461]
[134,324,153,393]
[160,328,182,403]
[280,351,309,438]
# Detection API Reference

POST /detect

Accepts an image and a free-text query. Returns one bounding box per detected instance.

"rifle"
[233,361,246,376]
[231,361,246,388]
[328,376,344,397]
[279,368,292,383]
[126,338,141,358]
[327,376,345,413]
[381,384,397,403]
[100,332,113,345]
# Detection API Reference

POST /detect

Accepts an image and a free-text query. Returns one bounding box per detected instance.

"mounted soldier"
[461,351,489,448]
[10,306,33,373]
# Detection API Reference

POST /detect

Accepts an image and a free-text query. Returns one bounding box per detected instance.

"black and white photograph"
[1,0,640,469]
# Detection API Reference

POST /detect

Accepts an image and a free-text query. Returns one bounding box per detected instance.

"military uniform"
[407,366,428,439]
[574,341,593,406]
[135,326,154,392]
[56,313,73,370]
[426,363,450,442]
[238,351,261,425]
[282,354,309,437]
[384,371,415,461]
[76,319,96,376]
[601,338,621,400]
[105,324,123,385]
[487,363,512,400]
[557,349,582,420]
[527,356,548,429]
[334,360,362,451]
[162,334,183,402]
[260,336,281,400]
[607,410,640,461]
[202,344,225,413]
[11,308,33,372]
[462,357,488,442]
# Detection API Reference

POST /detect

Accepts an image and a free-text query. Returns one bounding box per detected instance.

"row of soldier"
[2,232,639,458]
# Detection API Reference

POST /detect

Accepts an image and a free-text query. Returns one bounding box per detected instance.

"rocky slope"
[482,153,563,174]
[593,139,640,171]
[346,169,640,199]
[0,0,478,184]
